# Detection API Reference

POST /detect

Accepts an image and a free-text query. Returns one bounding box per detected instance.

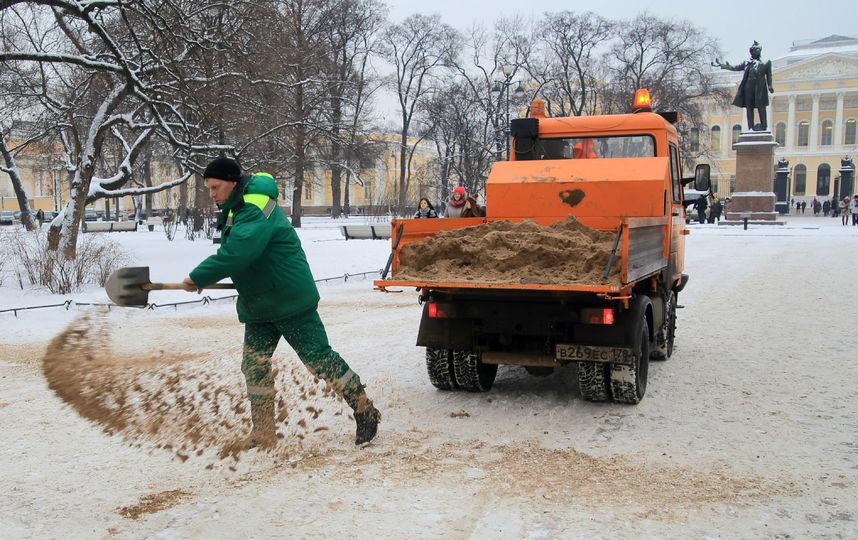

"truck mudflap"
[675,273,689,293]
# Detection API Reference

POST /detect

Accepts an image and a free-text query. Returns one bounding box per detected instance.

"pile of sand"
[42,313,349,467]
[396,216,621,285]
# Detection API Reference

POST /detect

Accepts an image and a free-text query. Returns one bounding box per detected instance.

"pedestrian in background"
[695,194,707,224]
[839,197,850,226]
[801,201,806,214]
[413,197,438,219]
[851,195,858,226]
[822,199,830,216]
[831,196,839,218]
[446,186,480,218]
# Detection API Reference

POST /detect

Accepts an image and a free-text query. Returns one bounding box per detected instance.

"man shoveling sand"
[183,158,381,448]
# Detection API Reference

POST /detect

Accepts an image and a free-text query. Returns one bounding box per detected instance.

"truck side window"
[668,144,681,204]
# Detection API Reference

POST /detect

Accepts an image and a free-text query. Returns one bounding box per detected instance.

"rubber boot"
[346,390,381,445]
[246,398,277,450]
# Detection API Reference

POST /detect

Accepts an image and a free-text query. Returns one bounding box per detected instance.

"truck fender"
[622,295,654,348]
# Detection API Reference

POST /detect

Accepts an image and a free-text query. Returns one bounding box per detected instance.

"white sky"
[386,0,855,60]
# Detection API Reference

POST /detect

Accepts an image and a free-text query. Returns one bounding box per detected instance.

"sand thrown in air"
[395,216,621,285]
[41,312,350,468]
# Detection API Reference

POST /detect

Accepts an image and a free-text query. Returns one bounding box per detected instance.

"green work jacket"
[190,173,319,323]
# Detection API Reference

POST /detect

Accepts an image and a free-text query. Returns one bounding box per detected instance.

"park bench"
[339,224,391,240]
[81,221,138,233]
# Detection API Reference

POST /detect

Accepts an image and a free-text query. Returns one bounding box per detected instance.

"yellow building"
[299,133,437,213]
[2,126,438,216]
[696,35,858,203]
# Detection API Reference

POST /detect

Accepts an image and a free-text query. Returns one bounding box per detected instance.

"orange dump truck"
[375,92,711,404]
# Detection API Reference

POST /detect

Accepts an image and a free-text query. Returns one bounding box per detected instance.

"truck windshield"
[527,135,656,160]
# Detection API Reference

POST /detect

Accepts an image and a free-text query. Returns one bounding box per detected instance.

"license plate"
[555,344,634,365]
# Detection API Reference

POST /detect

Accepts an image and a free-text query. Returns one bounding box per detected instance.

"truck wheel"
[425,348,457,390]
[577,362,610,402]
[452,350,497,392]
[651,291,676,361]
[610,319,650,404]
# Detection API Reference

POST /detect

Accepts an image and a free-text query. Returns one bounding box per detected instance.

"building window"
[775,122,786,146]
[732,124,742,146]
[797,121,809,147]
[363,181,372,201]
[304,181,313,201]
[690,128,699,152]
[794,164,806,195]
[710,125,721,153]
[846,118,857,145]
[821,120,833,146]
[816,164,831,195]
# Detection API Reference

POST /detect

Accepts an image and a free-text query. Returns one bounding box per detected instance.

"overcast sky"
[386,0,855,60]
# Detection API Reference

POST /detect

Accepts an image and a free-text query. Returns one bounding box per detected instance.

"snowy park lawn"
[1,215,857,538]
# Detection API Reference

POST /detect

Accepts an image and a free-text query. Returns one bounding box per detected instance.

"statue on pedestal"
[713,41,774,131]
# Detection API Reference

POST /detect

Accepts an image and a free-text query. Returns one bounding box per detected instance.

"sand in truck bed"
[395,216,621,286]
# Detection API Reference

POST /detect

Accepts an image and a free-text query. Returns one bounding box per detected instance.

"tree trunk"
[192,173,206,231]
[330,90,343,219]
[343,169,351,216]
[398,129,408,216]
[0,129,37,231]
[291,83,306,228]
[143,155,153,217]
[178,180,188,225]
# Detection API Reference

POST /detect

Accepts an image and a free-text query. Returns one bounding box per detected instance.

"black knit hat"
[203,157,242,182]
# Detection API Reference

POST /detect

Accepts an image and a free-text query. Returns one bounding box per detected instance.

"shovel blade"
[105,266,151,307]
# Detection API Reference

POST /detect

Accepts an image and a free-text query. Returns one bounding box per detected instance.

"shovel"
[105,266,235,307]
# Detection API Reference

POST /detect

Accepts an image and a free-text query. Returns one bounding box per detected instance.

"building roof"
[774,35,858,68]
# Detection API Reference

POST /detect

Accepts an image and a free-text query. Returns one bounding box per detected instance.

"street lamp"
[492,65,524,160]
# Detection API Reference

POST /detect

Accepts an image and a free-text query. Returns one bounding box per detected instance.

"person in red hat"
[445,186,480,218]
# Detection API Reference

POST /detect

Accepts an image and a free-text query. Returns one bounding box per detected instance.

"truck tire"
[577,362,610,402]
[651,291,676,361]
[425,347,457,390]
[452,350,497,392]
[610,319,650,404]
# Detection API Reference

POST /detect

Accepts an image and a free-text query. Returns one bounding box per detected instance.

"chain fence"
[1,269,382,318]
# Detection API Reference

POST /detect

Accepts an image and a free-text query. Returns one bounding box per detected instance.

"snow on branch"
[98,170,192,199]
[0,52,125,73]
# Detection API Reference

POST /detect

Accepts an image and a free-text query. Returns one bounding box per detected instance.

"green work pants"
[242,308,362,406]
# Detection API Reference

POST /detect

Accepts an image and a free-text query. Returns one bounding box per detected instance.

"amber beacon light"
[632,88,652,112]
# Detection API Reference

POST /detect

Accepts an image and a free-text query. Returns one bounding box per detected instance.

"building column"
[766,102,773,132]
[834,91,845,149]
[786,95,796,149]
[810,93,820,151]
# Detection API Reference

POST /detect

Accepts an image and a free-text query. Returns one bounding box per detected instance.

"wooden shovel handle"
[142,283,236,291]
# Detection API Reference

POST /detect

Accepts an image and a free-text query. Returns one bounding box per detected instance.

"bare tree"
[0,124,37,230]
[536,11,613,117]
[0,1,232,258]
[321,0,385,218]
[381,13,459,215]
[604,13,724,160]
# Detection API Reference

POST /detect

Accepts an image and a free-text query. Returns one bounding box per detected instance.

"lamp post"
[492,65,525,161]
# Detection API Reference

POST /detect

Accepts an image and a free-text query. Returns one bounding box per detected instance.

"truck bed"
[374,216,669,294]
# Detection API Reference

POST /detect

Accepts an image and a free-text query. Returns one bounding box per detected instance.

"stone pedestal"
[722,130,783,225]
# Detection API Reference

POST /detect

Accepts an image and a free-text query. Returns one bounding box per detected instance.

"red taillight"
[427,302,447,318]
[582,307,615,325]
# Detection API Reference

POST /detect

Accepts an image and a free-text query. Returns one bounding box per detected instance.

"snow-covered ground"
[1,214,857,538]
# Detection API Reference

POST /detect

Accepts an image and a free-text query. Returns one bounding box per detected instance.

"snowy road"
[1,217,857,538]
